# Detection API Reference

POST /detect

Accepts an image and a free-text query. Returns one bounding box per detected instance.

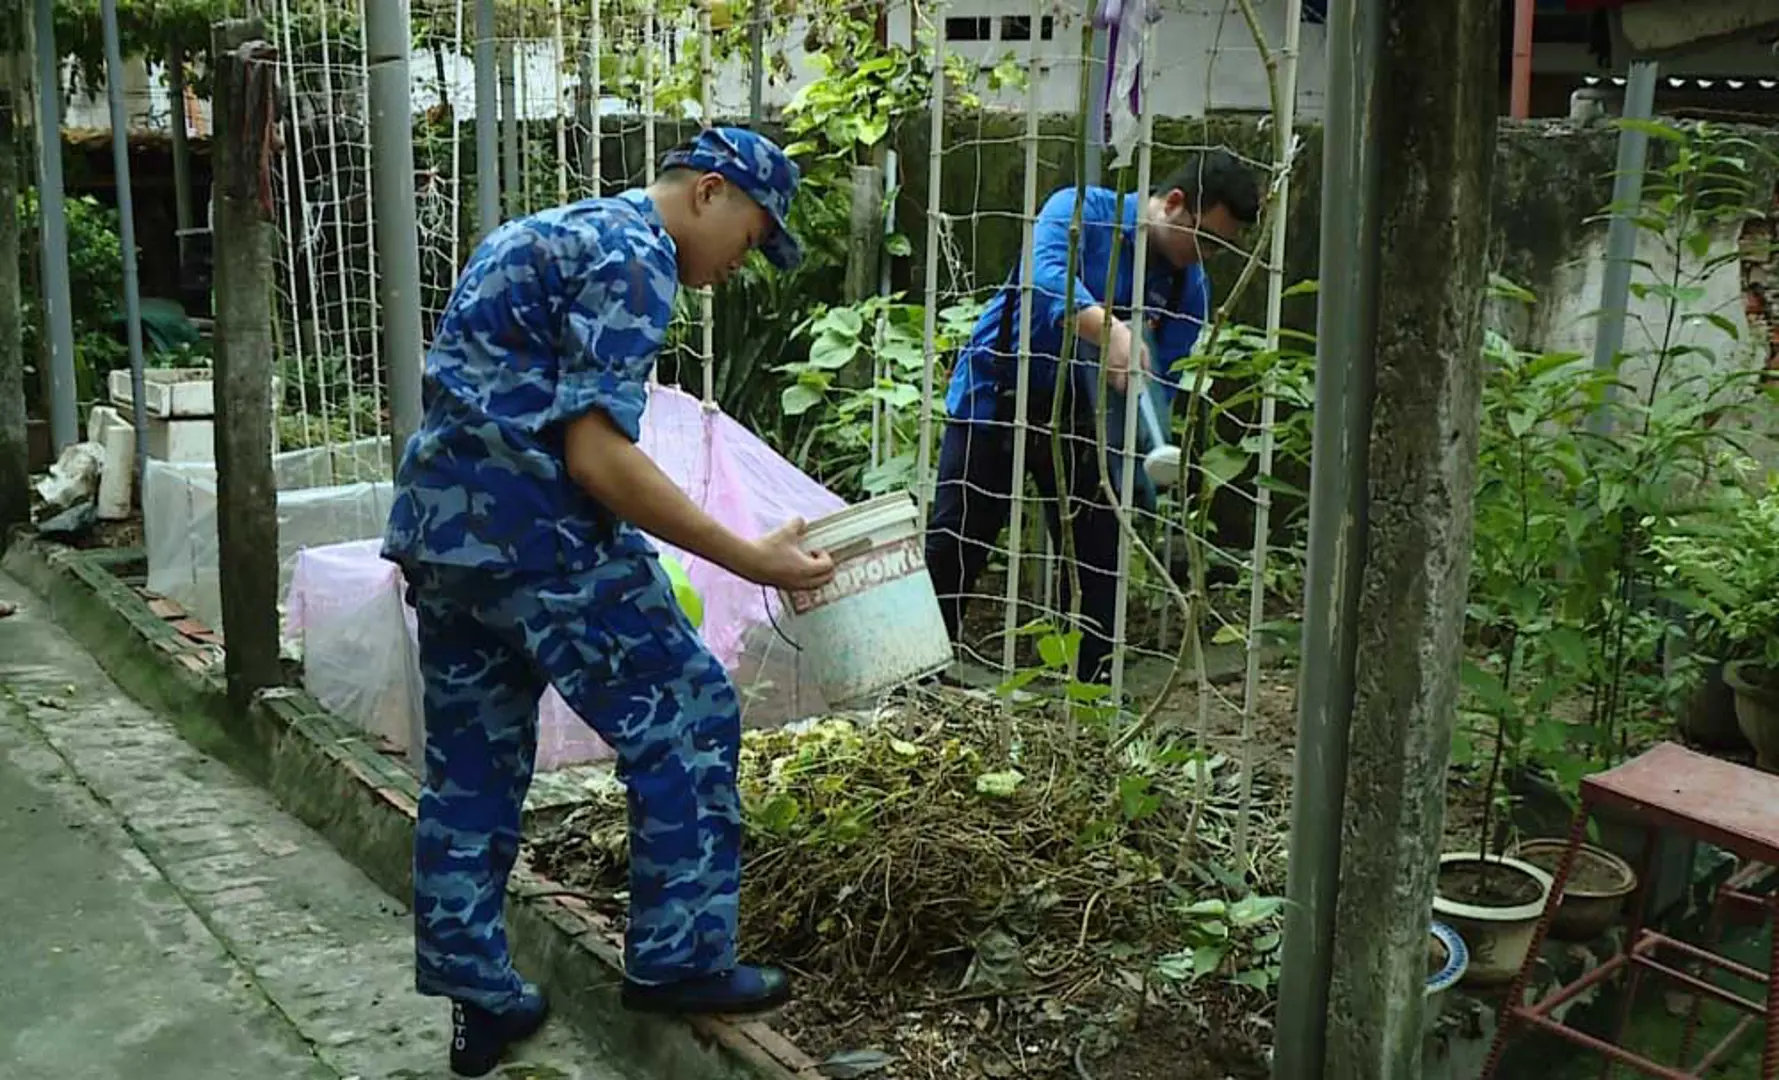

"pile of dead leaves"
[526,687,1287,1078]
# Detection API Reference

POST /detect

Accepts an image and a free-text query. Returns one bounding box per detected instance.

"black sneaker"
[449,983,550,1077]
[620,964,793,1016]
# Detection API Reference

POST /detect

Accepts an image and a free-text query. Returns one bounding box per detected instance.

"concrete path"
[0,572,629,1080]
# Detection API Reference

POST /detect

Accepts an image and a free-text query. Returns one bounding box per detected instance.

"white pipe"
[700,1,716,407]
[643,11,657,387]
[555,0,569,204]
[999,0,1045,675]
[879,146,900,463]
[643,12,656,184]
[915,0,947,522]
[1235,0,1305,876]
[517,30,530,213]
[1108,17,1157,704]
[589,0,602,196]
[449,0,465,330]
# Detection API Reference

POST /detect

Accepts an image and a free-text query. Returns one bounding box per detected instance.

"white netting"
[267,0,385,467]
[214,2,1311,829]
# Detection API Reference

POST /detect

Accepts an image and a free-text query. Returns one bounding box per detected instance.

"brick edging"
[2,531,823,1080]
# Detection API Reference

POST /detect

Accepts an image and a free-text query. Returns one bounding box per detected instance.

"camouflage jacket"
[382,189,677,575]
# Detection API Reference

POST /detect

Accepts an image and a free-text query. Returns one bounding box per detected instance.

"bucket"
[778,491,953,705]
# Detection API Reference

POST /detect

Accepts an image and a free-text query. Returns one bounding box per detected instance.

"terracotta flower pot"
[1509,839,1638,941]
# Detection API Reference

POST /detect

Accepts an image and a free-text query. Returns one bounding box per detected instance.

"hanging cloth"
[1094,0,1163,168]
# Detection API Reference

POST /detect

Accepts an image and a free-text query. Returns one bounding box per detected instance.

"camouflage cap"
[661,126,803,271]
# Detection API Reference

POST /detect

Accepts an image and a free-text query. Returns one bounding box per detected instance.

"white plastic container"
[94,412,136,520]
[109,367,216,418]
[779,492,952,705]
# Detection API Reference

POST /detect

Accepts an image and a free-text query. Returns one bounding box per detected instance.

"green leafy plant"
[773,292,981,498]
[1173,299,1318,631]
[1456,122,1776,866]
[1652,471,1779,677]
[17,190,126,411]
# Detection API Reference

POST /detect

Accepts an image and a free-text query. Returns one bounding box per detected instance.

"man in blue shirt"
[925,150,1260,684]
[382,127,836,1077]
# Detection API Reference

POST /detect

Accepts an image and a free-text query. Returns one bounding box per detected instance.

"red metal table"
[1480,741,1778,1079]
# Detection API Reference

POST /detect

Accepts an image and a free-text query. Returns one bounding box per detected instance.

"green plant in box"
[1652,473,1779,769]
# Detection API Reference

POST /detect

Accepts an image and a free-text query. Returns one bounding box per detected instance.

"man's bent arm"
[564,408,766,582]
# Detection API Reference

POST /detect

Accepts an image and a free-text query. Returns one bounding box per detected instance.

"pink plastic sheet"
[285,384,846,771]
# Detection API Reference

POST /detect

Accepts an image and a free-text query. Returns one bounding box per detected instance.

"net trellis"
[254,0,1311,866]
[269,0,388,479]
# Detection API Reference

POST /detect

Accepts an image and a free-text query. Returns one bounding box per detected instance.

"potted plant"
[1507,838,1637,941]
[1438,637,1563,985]
[1653,477,1779,772]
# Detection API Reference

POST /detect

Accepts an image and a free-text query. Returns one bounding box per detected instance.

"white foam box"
[108,368,283,420]
[146,418,216,462]
[109,368,215,418]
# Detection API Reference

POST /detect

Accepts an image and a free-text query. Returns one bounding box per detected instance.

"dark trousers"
[923,396,1121,683]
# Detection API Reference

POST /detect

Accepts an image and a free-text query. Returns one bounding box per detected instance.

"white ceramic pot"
[1433,852,1554,987]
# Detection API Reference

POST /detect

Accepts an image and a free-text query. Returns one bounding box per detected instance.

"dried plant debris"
[526,688,1288,1078]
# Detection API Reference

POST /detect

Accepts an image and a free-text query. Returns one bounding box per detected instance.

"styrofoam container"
[109,368,215,418]
[778,491,952,705]
[108,368,282,419]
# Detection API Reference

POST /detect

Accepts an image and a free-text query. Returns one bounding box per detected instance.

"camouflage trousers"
[404,554,743,1010]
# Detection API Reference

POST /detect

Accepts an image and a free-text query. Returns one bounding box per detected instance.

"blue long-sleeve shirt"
[943,184,1211,423]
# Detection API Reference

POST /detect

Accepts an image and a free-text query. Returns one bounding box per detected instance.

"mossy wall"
[892,111,1778,336]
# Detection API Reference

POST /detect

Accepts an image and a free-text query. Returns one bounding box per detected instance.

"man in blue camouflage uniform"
[382,127,836,1078]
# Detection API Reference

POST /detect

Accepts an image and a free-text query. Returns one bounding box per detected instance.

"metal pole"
[1510,0,1535,119]
[33,0,77,450]
[1084,23,1108,185]
[1108,20,1157,702]
[1236,0,1305,876]
[1000,0,1045,674]
[1589,59,1658,432]
[100,0,147,491]
[915,0,947,522]
[748,0,765,124]
[876,145,899,462]
[1273,0,1384,1071]
[699,0,715,406]
[475,0,500,234]
[366,0,426,467]
[166,42,195,253]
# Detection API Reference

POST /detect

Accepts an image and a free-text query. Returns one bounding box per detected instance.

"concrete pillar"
[1274,0,1498,1074]
[0,30,26,547]
[1325,0,1498,1073]
[210,18,285,710]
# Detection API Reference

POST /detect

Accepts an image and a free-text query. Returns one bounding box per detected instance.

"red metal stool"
[1479,742,1779,1079]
